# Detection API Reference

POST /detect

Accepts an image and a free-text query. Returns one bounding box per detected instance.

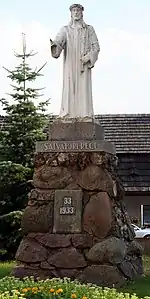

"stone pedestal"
[49,119,104,140]
[13,121,143,287]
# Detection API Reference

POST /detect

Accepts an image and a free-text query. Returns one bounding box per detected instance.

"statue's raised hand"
[50,39,57,47]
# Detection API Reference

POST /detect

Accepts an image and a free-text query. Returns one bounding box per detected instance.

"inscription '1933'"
[59,197,75,215]
[53,190,82,233]
[60,206,74,215]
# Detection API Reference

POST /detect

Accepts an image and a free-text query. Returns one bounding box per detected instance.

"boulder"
[28,189,55,201]
[86,237,127,264]
[76,165,114,196]
[34,234,71,248]
[90,152,105,165]
[118,259,139,279]
[77,265,125,287]
[83,192,112,238]
[40,261,55,270]
[16,238,48,263]
[127,240,143,256]
[12,265,56,279]
[33,166,72,189]
[22,202,53,234]
[48,248,87,268]
[131,256,143,276]
[71,234,93,248]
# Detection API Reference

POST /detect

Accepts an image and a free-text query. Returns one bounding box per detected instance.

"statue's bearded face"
[71,7,83,21]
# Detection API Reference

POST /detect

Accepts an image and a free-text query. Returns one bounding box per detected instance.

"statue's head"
[69,4,84,21]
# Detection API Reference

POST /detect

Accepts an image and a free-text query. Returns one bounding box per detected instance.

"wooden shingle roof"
[118,154,150,193]
[95,114,150,153]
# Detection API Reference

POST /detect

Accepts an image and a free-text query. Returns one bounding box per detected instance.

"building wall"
[124,195,150,222]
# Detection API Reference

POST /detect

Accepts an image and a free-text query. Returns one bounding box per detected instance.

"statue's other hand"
[81,54,90,64]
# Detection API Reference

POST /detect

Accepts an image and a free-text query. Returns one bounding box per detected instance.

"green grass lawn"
[119,256,150,298]
[0,261,15,279]
[120,276,150,298]
[1,257,150,298]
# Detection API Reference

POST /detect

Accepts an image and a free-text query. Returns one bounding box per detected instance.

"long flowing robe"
[51,21,100,119]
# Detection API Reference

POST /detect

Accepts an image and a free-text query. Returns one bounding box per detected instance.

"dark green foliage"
[0,34,49,259]
[0,162,31,260]
[0,211,23,261]
[0,162,31,215]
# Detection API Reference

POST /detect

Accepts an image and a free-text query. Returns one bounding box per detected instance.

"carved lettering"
[64,197,72,205]
[36,140,115,155]
[72,142,78,150]
[88,142,94,149]
[93,142,97,150]
[43,143,48,151]
[61,143,66,150]
[59,196,74,215]
[84,142,88,150]
[67,143,72,150]
[60,206,74,215]
[49,143,54,150]
[64,142,68,150]
[80,142,84,150]
[53,190,82,233]
[55,142,61,150]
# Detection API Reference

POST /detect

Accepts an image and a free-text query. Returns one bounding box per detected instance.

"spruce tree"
[0,34,49,259]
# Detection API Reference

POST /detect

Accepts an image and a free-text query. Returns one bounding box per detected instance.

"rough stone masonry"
[13,121,143,287]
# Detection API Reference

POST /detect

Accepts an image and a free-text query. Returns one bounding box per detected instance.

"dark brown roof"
[95,114,150,154]
[1,114,150,153]
[118,153,150,193]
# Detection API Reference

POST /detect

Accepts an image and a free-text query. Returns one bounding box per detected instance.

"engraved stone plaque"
[36,140,115,155]
[53,190,82,233]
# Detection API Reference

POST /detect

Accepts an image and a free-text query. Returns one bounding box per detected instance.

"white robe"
[51,21,100,119]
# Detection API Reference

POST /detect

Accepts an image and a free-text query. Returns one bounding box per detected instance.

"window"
[141,205,150,227]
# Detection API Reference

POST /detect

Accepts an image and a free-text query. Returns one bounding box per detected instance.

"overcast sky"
[0,0,150,115]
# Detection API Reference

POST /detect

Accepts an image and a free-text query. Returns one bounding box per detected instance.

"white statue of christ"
[50,4,100,120]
